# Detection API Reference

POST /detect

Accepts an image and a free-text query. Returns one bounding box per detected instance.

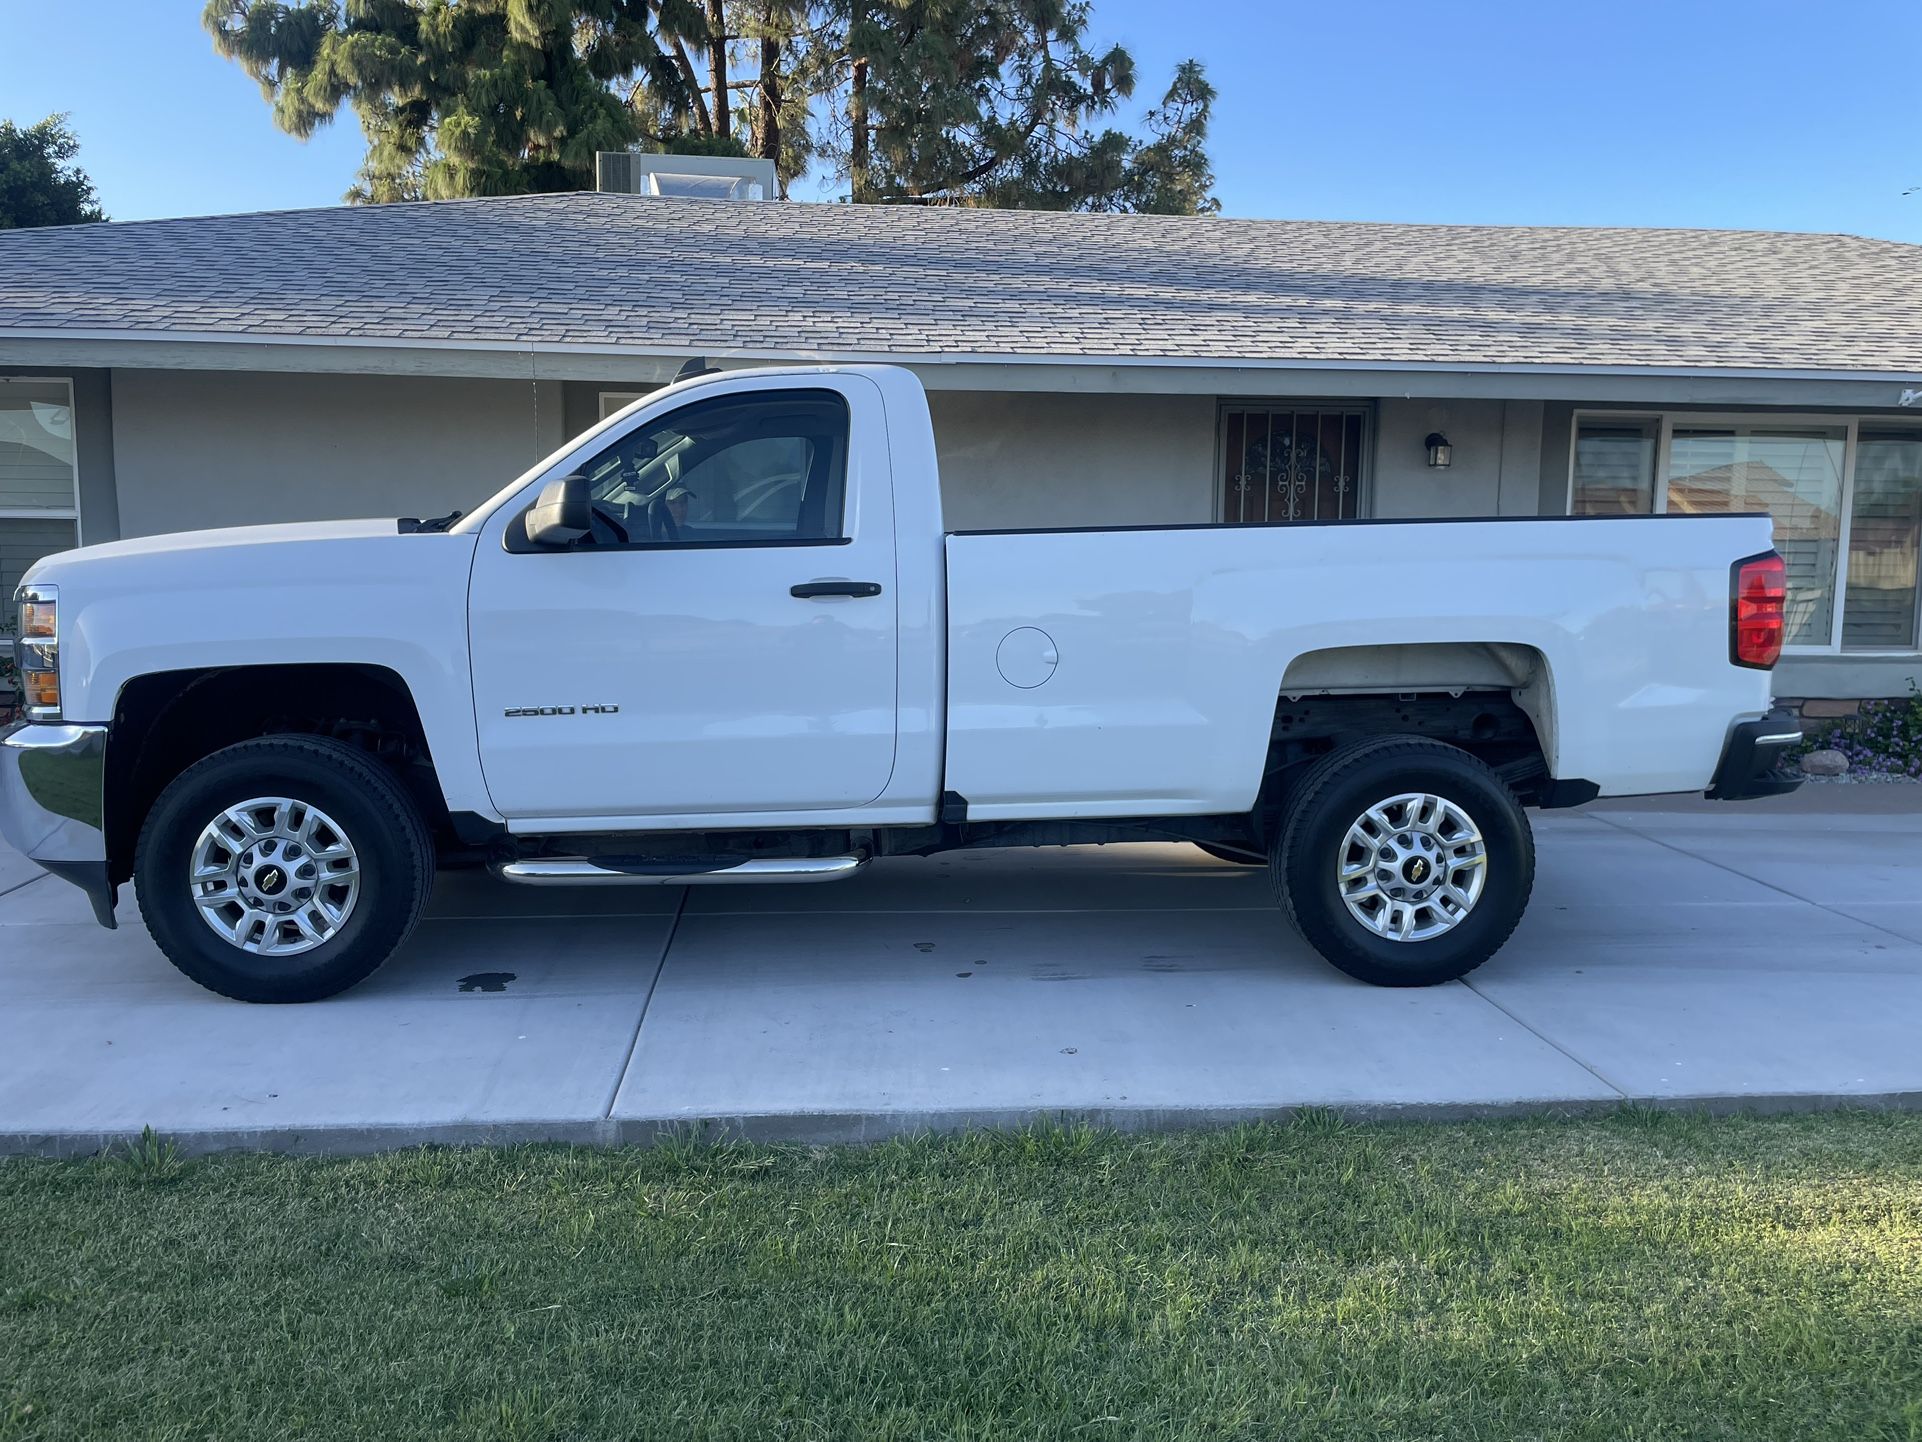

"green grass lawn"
[3,1110,1920,1441]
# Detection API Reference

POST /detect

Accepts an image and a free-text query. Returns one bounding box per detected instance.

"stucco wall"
[926,391,1217,530]
[925,392,1551,529]
[1372,398,1546,519]
[106,374,1564,539]
[109,370,566,537]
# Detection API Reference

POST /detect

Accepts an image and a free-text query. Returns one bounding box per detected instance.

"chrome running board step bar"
[492,855,867,887]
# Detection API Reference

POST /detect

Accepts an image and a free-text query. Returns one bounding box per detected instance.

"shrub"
[1793,682,1922,777]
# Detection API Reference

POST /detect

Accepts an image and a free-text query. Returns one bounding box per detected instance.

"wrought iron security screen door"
[1220,406,1368,522]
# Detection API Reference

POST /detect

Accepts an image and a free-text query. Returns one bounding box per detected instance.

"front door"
[468,376,898,822]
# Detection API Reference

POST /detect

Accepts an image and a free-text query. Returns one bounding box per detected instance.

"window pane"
[574,389,848,545]
[1571,421,1657,514]
[1219,407,1364,522]
[678,436,813,533]
[1668,427,1844,647]
[0,381,77,511]
[1845,432,1922,650]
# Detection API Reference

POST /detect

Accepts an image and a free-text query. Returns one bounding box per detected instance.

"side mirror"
[524,473,591,547]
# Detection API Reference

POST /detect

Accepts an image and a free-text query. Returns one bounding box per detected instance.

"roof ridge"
[0,191,577,235]
[0,190,1908,249]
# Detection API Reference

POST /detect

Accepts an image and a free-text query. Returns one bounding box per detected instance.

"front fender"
[31,528,495,819]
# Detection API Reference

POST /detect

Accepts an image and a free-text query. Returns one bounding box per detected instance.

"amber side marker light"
[22,669,60,713]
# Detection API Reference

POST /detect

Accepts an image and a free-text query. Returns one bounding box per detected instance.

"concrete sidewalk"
[1,792,1917,1154]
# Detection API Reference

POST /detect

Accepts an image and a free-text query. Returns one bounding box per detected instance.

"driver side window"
[570,388,850,548]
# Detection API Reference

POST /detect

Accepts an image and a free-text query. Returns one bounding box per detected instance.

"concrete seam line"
[602,886,689,1120]
[0,873,47,902]
[1459,977,1631,1100]
[9,1091,1922,1158]
[1586,812,1922,948]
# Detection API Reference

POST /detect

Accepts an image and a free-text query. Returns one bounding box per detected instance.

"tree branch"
[672,37,712,132]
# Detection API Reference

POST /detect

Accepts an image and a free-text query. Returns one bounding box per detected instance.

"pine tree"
[0,115,106,229]
[1109,60,1220,215]
[812,0,1215,212]
[736,0,822,186]
[206,0,1215,211]
[203,0,666,201]
[633,0,819,190]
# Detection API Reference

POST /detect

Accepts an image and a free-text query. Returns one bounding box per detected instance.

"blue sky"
[4,0,1920,239]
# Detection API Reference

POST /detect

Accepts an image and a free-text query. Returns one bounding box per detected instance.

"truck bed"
[942,514,1778,819]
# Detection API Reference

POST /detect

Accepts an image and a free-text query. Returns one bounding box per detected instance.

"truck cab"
[462,366,946,828]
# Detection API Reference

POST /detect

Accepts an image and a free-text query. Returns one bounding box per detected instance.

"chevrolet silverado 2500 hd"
[2,364,1800,1002]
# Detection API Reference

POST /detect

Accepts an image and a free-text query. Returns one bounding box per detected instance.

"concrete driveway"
[1,789,1918,1153]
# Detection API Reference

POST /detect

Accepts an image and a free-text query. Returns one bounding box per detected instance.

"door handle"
[790,580,883,599]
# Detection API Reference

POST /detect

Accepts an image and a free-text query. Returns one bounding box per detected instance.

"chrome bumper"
[0,721,117,927]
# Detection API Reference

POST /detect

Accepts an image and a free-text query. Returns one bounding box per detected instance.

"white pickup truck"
[4,364,1800,1002]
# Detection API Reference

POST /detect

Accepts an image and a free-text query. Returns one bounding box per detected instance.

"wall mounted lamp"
[1424,432,1453,469]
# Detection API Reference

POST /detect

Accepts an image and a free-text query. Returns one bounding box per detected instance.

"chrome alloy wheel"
[188,797,362,956]
[1336,792,1487,943]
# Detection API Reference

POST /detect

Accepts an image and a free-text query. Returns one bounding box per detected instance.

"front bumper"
[0,720,117,926]
[1704,708,1805,802]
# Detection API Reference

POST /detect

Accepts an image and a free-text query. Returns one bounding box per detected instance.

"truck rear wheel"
[1272,736,1533,987]
[134,734,434,1003]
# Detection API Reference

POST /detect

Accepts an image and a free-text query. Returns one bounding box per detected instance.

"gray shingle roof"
[3,192,1921,373]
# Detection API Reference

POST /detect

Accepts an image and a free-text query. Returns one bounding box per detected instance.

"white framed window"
[1,376,81,604]
[1569,415,1659,515]
[1568,410,1922,656]
[1845,430,1922,651]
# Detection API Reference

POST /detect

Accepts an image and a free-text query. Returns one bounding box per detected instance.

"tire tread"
[1271,735,1534,984]
[134,734,434,1003]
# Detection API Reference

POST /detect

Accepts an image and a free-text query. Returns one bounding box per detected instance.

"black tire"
[1193,842,1266,866]
[135,734,434,1003]
[1271,736,1533,987]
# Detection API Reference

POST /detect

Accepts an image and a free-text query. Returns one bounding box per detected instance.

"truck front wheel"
[134,735,434,1003]
[1273,736,1533,987]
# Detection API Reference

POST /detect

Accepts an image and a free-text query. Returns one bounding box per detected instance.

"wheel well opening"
[106,664,442,884]
[1254,653,1560,841]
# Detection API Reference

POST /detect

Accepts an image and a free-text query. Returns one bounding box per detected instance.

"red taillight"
[1732,552,1786,668]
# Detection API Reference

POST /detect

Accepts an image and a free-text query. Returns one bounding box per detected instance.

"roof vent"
[596,151,776,200]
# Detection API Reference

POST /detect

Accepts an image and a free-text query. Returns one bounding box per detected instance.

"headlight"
[15,583,59,720]
[21,599,56,638]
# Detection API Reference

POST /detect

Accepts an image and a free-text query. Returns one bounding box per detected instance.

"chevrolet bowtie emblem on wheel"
[1408,858,1429,883]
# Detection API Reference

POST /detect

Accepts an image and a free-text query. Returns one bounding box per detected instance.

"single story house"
[2,191,1921,713]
